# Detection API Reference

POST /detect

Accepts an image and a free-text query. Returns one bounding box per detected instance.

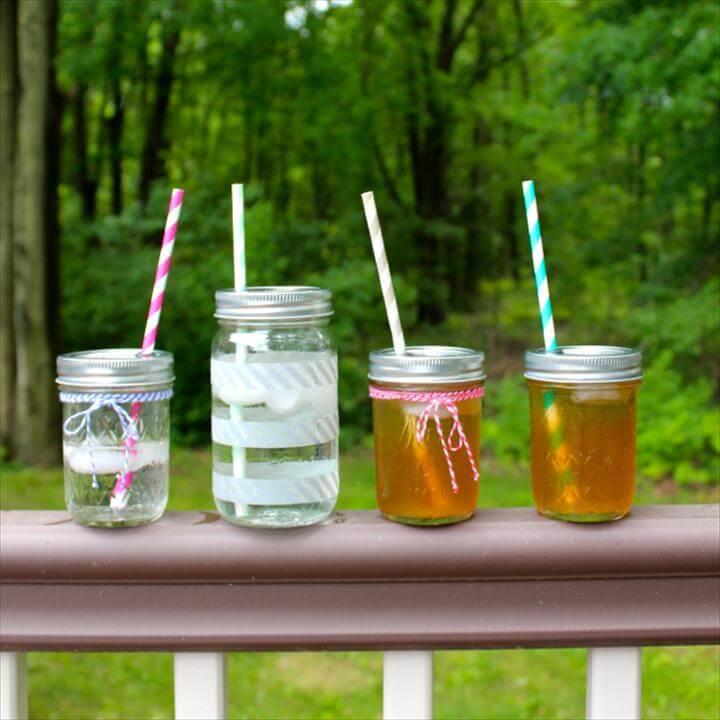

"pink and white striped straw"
[141,188,184,353]
[111,188,184,506]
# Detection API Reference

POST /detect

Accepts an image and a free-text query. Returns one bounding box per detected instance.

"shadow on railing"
[1,505,719,720]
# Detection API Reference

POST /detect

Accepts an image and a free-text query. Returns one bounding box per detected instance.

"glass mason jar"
[56,349,173,527]
[525,345,642,523]
[211,286,339,528]
[369,346,485,526]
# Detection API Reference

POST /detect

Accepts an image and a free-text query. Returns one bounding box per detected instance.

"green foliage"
[628,279,720,382]
[638,351,720,485]
[483,375,530,465]
[53,0,719,484]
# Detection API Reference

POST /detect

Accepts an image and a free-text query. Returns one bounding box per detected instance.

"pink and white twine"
[111,189,184,505]
[369,386,484,493]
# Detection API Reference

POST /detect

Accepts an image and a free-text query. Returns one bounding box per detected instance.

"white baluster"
[174,652,227,720]
[586,647,642,720]
[383,650,433,720]
[0,652,28,720]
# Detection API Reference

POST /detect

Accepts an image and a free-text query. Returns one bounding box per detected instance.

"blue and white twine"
[60,389,172,489]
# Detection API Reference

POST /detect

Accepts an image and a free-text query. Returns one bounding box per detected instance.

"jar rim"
[369,345,485,384]
[524,345,642,383]
[215,286,333,321]
[56,349,174,389]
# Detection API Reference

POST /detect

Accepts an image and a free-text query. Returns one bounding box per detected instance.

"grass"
[1,446,718,720]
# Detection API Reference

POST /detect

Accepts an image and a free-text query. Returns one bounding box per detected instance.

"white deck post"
[0,652,28,720]
[383,650,433,720]
[586,647,642,720]
[174,652,227,720]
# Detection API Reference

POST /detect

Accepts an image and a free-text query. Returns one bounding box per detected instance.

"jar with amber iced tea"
[525,346,642,523]
[369,346,485,526]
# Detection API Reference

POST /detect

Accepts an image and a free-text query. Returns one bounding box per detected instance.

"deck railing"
[1,505,718,720]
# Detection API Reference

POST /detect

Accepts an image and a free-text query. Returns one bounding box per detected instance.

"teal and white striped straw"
[522,180,557,352]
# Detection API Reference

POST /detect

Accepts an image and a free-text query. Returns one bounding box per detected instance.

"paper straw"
[361,191,406,354]
[232,184,245,290]
[522,180,557,352]
[522,180,573,488]
[231,184,247,514]
[111,188,184,507]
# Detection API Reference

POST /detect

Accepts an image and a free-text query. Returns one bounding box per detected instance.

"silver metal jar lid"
[369,346,485,385]
[215,286,333,321]
[524,345,642,383]
[56,349,174,389]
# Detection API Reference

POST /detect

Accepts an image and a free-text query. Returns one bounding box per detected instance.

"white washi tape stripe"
[212,384,337,416]
[211,356,337,392]
[212,413,339,449]
[212,470,339,505]
[214,458,337,480]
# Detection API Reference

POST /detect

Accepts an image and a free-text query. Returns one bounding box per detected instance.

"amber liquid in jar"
[528,380,640,522]
[371,381,482,525]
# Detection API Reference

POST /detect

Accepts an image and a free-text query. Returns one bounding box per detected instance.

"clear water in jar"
[211,351,339,528]
[212,441,338,528]
[63,441,169,527]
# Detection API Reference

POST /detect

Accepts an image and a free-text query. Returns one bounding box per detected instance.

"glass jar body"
[528,379,640,523]
[211,319,338,528]
[371,379,483,526]
[60,385,171,527]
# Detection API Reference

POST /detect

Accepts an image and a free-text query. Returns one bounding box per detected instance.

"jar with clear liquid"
[525,345,642,523]
[57,349,173,527]
[211,286,339,528]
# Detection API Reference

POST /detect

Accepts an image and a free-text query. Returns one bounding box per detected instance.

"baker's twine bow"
[369,386,483,493]
[60,390,172,490]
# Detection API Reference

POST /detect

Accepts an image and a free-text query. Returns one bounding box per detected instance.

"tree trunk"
[107,75,124,215]
[12,0,61,465]
[137,19,180,208]
[0,0,18,454]
[512,0,530,99]
[72,84,98,221]
[106,14,124,216]
[405,0,452,325]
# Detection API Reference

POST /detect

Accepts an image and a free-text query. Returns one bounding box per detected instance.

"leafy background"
[3,0,719,718]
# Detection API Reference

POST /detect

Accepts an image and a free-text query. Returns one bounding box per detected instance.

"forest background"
[1,1,719,718]
[1,0,718,483]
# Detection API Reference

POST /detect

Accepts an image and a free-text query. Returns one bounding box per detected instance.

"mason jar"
[57,349,173,527]
[525,345,642,523]
[211,286,338,528]
[369,346,485,526]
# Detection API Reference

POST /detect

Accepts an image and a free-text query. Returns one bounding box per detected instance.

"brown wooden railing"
[1,505,719,719]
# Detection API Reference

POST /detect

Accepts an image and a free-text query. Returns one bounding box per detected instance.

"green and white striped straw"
[522,180,557,352]
[231,183,247,515]
[232,183,246,290]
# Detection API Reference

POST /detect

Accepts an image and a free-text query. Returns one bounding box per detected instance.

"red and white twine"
[369,386,484,493]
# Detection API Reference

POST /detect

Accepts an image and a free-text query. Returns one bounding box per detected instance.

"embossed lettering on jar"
[211,286,339,528]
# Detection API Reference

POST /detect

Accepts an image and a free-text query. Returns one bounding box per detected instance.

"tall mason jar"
[369,346,485,526]
[57,349,173,527]
[525,345,642,523]
[211,286,339,528]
